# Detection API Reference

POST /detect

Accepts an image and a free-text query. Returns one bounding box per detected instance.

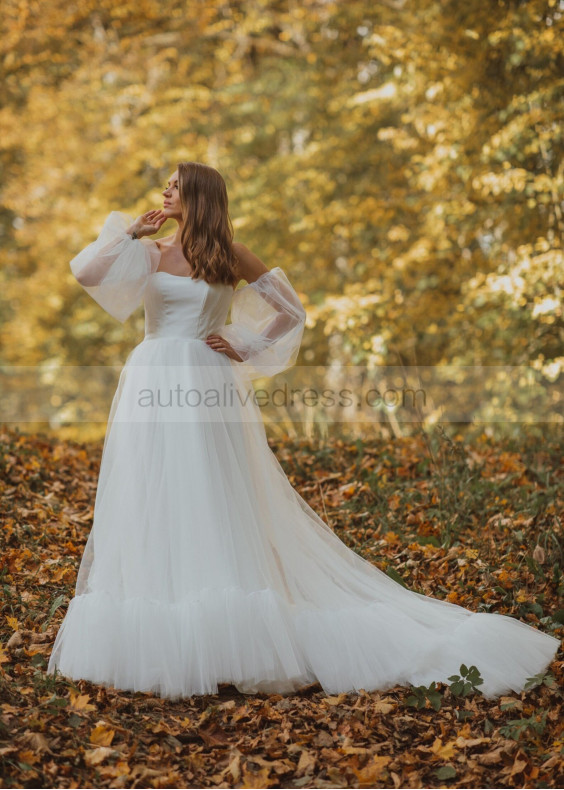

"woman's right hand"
[127,210,168,239]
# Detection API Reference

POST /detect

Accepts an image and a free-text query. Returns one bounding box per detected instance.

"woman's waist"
[143,321,226,341]
[143,332,208,341]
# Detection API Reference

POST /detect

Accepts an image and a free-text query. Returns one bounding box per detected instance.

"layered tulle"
[47,586,560,700]
[218,267,307,381]
[47,330,559,700]
[69,212,161,323]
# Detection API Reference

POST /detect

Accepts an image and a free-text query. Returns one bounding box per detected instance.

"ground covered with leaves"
[0,424,562,789]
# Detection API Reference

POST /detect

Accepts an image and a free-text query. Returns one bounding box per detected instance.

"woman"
[47,161,559,700]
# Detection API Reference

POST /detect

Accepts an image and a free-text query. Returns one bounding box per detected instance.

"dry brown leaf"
[18,732,53,754]
[221,751,241,783]
[390,769,404,788]
[499,695,523,711]
[541,754,563,772]
[129,765,164,781]
[83,746,115,766]
[322,693,348,706]
[532,544,545,564]
[6,632,23,650]
[477,747,508,766]
[97,760,131,779]
[340,746,372,755]
[455,736,491,748]
[198,721,230,746]
[314,729,334,747]
[509,754,529,777]
[296,748,316,776]
[372,697,396,714]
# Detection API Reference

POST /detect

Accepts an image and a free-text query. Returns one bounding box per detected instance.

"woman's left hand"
[205,334,243,362]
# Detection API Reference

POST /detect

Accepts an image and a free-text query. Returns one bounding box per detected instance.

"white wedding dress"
[47,212,559,700]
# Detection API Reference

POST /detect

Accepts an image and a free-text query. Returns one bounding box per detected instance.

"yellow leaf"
[431,737,458,760]
[340,483,357,499]
[69,690,96,711]
[50,566,74,582]
[17,749,39,765]
[6,616,19,631]
[515,591,531,603]
[353,755,391,785]
[241,765,274,788]
[89,723,115,746]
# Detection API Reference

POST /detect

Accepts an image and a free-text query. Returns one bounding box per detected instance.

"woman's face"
[162,170,182,220]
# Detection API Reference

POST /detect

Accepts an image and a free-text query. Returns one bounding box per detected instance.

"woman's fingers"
[206,335,223,347]
[206,335,233,355]
[142,209,166,222]
[205,336,240,361]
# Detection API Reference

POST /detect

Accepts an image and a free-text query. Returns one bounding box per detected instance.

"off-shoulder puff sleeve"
[70,211,161,323]
[218,267,306,380]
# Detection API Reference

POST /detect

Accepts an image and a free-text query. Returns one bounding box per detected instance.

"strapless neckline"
[152,271,234,289]
[152,270,193,280]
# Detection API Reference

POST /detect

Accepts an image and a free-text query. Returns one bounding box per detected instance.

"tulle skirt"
[47,337,560,699]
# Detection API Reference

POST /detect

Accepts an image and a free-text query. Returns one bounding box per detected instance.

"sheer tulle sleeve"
[218,267,306,380]
[69,211,161,323]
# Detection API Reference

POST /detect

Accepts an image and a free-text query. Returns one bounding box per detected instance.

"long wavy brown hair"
[177,161,239,287]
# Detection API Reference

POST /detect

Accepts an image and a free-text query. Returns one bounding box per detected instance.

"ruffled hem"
[47,587,559,700]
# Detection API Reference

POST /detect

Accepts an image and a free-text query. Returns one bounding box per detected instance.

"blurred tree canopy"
[0,0,562,385]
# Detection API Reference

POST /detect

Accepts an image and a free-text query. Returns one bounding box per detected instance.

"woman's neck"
[171,220,183,247]
[159,220,183,248]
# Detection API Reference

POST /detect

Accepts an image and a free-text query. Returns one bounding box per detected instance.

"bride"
[47,161,559,700]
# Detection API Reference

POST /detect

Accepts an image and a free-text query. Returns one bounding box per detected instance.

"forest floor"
[0,423,562,789]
